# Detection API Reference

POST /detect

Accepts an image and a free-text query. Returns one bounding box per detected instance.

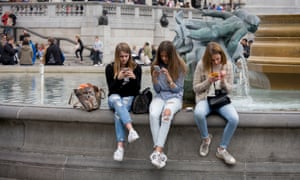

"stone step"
[256,25,300,37]
[247,56,300,73]
[0,149,299,180]
[250,42,300,57]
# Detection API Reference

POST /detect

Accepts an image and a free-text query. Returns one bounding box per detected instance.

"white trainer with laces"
[150,151,168,169]
[128,129,139,143]
[150,151,161,168]
[113,147,124,162]
[216,149,236,165]
[159,152,168,168]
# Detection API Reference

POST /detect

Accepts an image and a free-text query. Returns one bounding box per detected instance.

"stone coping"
[1,104,299,128]
[0,63,150,73]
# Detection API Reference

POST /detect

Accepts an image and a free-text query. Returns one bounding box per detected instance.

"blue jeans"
[149,97,182,148]
[194,100,239,149]
[108,94,134,142]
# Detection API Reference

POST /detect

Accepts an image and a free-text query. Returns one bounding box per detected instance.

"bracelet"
[169,81,175,86]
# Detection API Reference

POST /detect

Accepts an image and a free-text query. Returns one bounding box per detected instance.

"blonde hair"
[113,42,136,79]
[202,42,227,73]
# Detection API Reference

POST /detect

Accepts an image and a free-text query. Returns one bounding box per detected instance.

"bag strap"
[68,91,83,108]
[99,88,106,99]
[211,63,217,90]
[141,87,151,95]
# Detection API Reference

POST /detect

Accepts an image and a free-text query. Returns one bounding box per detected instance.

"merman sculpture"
[172,10,261,103]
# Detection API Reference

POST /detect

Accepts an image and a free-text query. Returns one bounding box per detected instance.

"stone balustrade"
[0,2,203,63]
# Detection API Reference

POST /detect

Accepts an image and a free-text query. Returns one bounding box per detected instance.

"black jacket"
[45,43,62,65]
[105,63,142,97]
[1,43,17,65]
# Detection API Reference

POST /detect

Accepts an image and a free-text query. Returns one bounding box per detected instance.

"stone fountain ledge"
[0,104,300,179]
[0,104,299,128]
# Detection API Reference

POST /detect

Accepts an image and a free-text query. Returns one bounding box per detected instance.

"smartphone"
[122,68,129,72]
[153,65,160,72]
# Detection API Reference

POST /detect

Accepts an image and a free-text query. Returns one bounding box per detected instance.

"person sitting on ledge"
[193,42,239,165]
[105,42,141,162]
[149,40,187,169]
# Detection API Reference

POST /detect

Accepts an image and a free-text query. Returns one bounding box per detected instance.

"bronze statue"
[173,10,260,102]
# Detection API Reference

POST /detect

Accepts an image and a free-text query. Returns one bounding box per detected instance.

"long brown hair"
[202,42,227,73]
[113,42,136,79]
[151,40,187,81]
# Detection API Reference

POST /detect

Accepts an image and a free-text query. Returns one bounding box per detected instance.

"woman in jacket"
[19,39,33,65]
[193,42,239,165]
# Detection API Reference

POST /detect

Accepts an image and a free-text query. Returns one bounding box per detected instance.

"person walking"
[193,41,239,165]
[105,42,141,162]
[75,34,84,63]
[149,40,187,168]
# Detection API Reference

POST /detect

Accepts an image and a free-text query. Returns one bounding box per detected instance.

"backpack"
[131,87,152,114]
[68,83,105,112]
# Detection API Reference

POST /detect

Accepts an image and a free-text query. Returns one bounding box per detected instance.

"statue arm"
[227,28,248,57]
[202,10,233,19]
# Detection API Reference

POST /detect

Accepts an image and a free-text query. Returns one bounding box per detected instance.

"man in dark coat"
[45,37,63,65]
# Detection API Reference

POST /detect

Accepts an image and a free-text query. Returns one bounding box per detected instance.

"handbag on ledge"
[68,83,105,112]
[131,87,152,114]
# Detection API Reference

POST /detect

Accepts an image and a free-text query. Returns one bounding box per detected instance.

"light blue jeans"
[194,100,239,149]
[108,94,134,142]
[149,97,182,148]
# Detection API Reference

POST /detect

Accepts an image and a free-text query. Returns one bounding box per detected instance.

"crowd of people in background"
[0,30,65,66]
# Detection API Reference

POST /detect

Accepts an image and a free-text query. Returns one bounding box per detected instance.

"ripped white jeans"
[149,97,182,148]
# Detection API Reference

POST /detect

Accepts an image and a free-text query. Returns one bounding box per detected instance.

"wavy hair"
[202,42,227,73]
[151,40,187,81]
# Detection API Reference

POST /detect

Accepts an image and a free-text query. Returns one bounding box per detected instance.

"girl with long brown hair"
[105,42,142,162]
[193,41,239,165]
[149,40,187,168]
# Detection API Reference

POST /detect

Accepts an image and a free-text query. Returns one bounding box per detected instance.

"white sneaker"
[159,152,168,168]
[199,134,212,157]
[150,151,167,169]
[150,151,161,168]
[128,129,139,143]
[113,147,124,162]
[216,149,236,165]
